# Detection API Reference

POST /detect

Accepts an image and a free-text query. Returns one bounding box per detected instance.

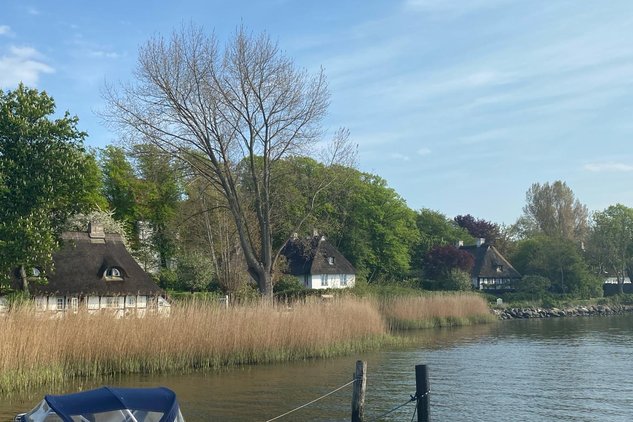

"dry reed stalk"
[0,297,386,392]
[381,293,494,328]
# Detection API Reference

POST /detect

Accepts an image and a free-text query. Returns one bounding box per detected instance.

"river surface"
[2,315,633,421]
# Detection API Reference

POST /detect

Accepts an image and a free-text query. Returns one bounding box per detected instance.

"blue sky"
[2,0,633,225]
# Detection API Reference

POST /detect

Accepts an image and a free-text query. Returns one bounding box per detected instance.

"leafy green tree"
[259,160,417,283]
[588,204,633,294]
[517,181,589,242]
[335,173,419,282]
[414,209,471,263]
[513,275,551,298]
[0,84,102,291]
[175,252,214,292]
[100,146,139,233]
[132,144,182,268]
[511,236,601,298]
[440,269,473,291]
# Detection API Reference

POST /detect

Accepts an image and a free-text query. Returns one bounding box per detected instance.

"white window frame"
[321,274,329,287]
[105,267,123,280]
[56,297,65,311]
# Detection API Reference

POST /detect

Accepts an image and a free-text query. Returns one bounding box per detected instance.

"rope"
[265,378,358,421]
[368,397,415,421]
[368,389,430,422]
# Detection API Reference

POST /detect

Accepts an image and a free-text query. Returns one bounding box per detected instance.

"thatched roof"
[460,243,521,279]
[15,231,163,296]
[281,236,355,276]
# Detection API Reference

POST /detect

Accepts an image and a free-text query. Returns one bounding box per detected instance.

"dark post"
[415,364,430,422]
[351,360,367,422]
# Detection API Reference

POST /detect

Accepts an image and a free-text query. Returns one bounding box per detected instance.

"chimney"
[88,221,105,243]
[476,238,486,247]
[456,240,464,248]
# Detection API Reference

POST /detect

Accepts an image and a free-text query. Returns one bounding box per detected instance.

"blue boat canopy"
[19,386,185,422]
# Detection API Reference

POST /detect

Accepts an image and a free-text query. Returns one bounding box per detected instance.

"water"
[3,315,633,421]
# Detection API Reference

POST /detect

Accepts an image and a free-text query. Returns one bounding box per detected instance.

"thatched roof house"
[281,234,356,289]
[459,238,521,291]
[8,223,168,316]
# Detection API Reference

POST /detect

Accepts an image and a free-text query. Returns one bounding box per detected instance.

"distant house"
[281,233,356,289]
[5,222,170,317]
[603,275,633,296]
[459,238,521,291]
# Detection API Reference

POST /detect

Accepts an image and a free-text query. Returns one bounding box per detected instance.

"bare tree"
[104,24,347,297]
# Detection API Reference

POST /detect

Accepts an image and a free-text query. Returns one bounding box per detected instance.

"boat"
[14,386,185,422]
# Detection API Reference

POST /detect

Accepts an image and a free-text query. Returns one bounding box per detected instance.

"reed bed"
[0,297,387,393]
[381,293,495,329]
[0,293,495,393]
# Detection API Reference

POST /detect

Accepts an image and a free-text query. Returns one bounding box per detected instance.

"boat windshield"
[19,387,185,422]
[22,402,185,422]
[22,401,185,422]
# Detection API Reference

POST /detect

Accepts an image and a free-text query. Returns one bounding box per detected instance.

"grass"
[0,293,494,393]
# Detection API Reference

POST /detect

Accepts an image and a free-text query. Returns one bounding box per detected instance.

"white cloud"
[0,46,54,88]
[68,35,122,61]
[27,7,40,15]
[417,147,431,156]
[0,25,12,36]
[584,162,633,173]
[87,50,120,59]
[390,153,411,161]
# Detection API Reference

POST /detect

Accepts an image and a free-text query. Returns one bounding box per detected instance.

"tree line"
[1,25,632,300]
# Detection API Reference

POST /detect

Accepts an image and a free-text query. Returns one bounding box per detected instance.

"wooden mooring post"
[351,360,367,422]
[415,364,430,422]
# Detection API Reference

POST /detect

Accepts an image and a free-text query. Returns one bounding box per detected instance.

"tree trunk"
[248,265,273,300]
[19,265,29,294]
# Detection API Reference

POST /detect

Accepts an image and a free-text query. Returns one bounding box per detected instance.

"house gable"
[460,242,521,290]
[281,235,356,289]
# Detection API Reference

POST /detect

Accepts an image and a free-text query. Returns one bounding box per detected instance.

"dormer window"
[327,256,335,265]
[105,267,123,280]
[496,265,503,273]
[31,267,41,277]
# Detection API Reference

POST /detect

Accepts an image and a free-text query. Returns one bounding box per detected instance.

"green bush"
[274,275,307,299]
[439,269,472,291]
[157,268,179,290]
[167,290,224,303]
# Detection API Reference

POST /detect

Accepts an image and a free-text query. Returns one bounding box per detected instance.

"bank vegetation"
[0,293,491,393]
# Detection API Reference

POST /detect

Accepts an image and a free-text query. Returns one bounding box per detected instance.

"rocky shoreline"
[493,304,633,320]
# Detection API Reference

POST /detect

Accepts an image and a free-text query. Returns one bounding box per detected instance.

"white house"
[281,233,356,289]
